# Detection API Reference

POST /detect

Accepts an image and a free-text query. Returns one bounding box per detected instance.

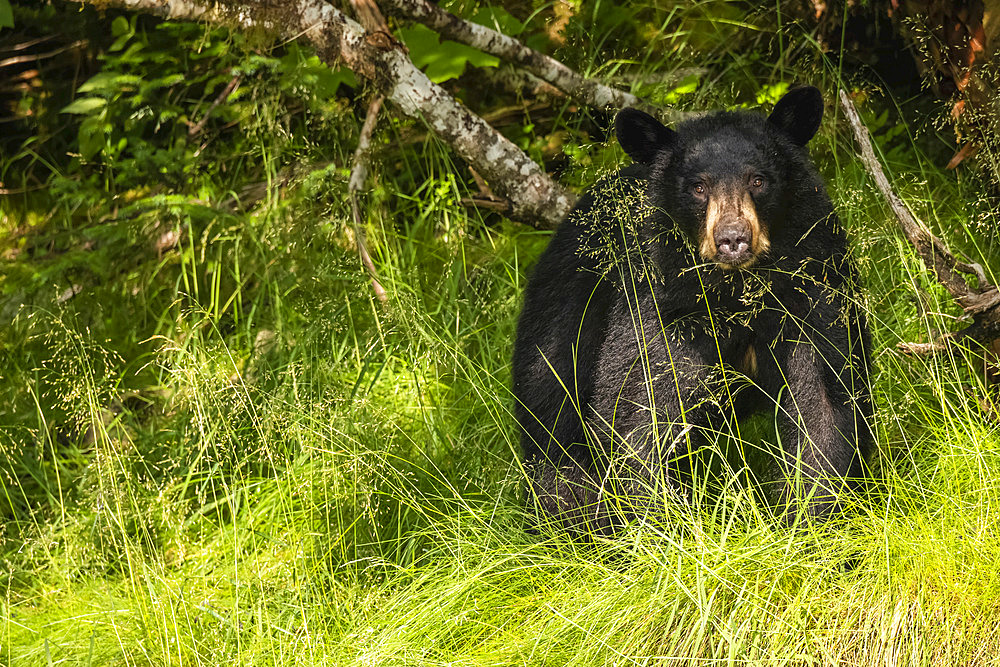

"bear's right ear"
[767,86,824,146]
[615,108,676,165]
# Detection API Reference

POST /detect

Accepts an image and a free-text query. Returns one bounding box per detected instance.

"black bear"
[512,87,872,533]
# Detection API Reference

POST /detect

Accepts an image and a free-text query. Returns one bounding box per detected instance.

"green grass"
[6,5,1000,665]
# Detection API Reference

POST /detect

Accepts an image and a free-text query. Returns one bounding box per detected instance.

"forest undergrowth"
[4,2,1000,664]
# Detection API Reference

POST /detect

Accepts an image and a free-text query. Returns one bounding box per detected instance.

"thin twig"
[460,196,511,213]
[349,95,388,303]
[897,340,953,356]
[467,166,492,196]
[0,35,57,54]
[0,40,87,69]
[345,0,390,302]
[463,166,512,213]
[189,74,241,136]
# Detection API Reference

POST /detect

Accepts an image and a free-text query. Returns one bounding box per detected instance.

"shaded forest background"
[4,0,1000,664]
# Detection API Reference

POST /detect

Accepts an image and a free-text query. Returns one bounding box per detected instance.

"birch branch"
[838,89,1000,351]
[380,0,678,121]
[78,0,575,228]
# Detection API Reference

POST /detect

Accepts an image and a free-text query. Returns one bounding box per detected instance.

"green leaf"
[109,16,135,52]
[78,116,108,159]
[755,81,790,105]
[277,50,357,98]
[397,24,439,69]
[76,72,118,94]
[398,24,498,84]
[326,67,358,93]
[111,15,130,37]
[450,41,499,69]
[469,6,523,36]
[142,73,186,93]
[0,0,13,30]
[117,42,148,65]
[661,73,701,105]
[61,97,108,115]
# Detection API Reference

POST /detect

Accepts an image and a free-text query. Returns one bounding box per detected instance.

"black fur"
[512,87,873,534]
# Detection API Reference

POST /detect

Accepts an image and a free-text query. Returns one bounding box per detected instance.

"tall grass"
[5,5,1000,666]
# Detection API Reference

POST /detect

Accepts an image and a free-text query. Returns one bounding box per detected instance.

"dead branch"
[349,95,388,303]
[0,40,87,69]
[0,35,58,54]
[345,0,391,301]
[460,196,511,213]
[896,341,950,356]
[188,74,241,136]
[394,101,554,148]
[838,89,1000,353]
[380,0,680,121]
[76,0,576,229]
[489,65,565,101]
[350,0,391,34]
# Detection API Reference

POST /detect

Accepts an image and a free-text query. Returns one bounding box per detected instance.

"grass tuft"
[6,6,1000,664]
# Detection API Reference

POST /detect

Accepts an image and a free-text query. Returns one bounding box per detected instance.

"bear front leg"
[772,336,872,523]
[527,462,619,537]
[585,311,731,526]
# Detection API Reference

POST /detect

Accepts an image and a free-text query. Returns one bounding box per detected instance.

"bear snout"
[699,188,770,268]
[713,222,753,265]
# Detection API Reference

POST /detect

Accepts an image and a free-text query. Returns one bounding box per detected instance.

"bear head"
[615,86,825,269]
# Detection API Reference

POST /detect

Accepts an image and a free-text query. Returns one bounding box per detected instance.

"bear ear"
[615,108,676,164]
[767,86,824,146]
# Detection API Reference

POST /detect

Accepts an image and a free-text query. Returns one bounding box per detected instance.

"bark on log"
[77,0,576,228]
[380,0,678,121]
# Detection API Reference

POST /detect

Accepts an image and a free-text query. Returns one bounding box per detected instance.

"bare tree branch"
[380,0,679,121]
[0,40,87,69]
[349,95,388,303]
[189,73,241,136]
[489,65,565,101]
[839,89,1000,353]
[77,0,576,228]
[350,0,391,35]
[896,340,950,356]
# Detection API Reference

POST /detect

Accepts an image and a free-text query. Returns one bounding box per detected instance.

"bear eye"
[691,183,706,196]
[751,175,765,189]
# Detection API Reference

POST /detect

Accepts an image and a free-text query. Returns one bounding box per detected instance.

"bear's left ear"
[767,86,824,146]
[616,108,676,164]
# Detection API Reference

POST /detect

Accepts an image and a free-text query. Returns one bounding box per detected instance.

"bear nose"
[714,223,752,264]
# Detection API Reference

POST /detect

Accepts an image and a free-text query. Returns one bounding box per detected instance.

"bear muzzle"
[713,221,753,266]
[699,189,770,269]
